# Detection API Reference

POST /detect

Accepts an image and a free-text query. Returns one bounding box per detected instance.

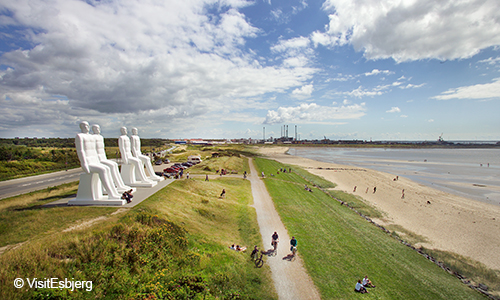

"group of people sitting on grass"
[304,184,313,192]
[355,276,376,293]
[229,244,246,252]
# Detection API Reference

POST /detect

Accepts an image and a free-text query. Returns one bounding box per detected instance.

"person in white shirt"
[362,275,375,288]
[355,280,368,293]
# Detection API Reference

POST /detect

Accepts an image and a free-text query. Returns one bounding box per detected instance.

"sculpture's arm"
[75,135,91,173]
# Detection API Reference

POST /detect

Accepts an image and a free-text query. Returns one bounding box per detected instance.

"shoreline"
[257,146,500,271]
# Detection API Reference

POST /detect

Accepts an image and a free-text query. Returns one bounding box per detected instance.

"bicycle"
[254,251,265,268]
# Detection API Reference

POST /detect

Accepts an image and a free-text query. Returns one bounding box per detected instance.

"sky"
[1,0,500,141]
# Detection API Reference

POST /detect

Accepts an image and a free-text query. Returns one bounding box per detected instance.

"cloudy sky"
[1,0,499,141]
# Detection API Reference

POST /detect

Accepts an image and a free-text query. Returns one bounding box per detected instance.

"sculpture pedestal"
[68,173,126,206]
[121,164,157,187]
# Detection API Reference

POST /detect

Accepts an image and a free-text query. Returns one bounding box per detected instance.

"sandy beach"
[258,147,500,271]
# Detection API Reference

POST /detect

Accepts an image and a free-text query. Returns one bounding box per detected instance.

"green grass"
[327,190,384,219]
[254,157,485,300]
[0,156,275,299]
[0,182,118,247]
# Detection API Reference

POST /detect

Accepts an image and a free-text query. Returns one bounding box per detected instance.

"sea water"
[287,147,500,206]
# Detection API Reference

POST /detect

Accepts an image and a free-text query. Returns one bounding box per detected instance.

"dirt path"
[248,158,321,300]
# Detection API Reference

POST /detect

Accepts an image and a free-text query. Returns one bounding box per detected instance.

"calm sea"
[287,147,500,206]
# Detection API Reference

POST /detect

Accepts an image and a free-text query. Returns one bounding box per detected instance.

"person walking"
[290,236,297,252]
[272,231,279,251]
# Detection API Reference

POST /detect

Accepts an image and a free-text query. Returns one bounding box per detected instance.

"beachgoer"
[365,187,369,193]
[373,186,377,193]
[353,186,357,192]
[362,276,375,288]
[355,280,368,293]
[290,236,297,252]
[220,189,226,198]
[401,189,405,199]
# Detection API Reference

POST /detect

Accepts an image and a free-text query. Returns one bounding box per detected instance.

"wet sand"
[257,147,500,271]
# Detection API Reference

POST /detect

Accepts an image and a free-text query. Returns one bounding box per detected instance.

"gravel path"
[248,158,321,300]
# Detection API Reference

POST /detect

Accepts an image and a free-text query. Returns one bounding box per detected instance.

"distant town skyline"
[1,0,500,140]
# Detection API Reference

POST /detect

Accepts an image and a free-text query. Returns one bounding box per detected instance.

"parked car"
[164,167,179,174]
[155,159,163,165]
[163,158,170,164]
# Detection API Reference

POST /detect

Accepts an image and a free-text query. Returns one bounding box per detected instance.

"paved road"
[0,168,82,200]
[248,157,321,300]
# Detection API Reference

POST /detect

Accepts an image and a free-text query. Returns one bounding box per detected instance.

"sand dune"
[258,147,500,271]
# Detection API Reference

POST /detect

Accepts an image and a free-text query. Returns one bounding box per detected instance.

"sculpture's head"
[79,121,90,133]
[92,124,101,135]
[132,127,138,135]
[120,127,127,135]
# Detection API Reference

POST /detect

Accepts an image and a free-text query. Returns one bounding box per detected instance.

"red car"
[163,167,179,173]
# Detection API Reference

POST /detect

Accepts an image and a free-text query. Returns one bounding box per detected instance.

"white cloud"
[264,102,366,124]
[478,57,500,65]
[271,36,311,53]
[0,0,318,136]
[400,83,426,89]
[432,78,500,100]
[341,85,387,98]
[428,119,434,122]
[364,69,393,76]
[314,0,500,62]
[400,115,408,118]
[386,107,401,113]
[292,84,314,98]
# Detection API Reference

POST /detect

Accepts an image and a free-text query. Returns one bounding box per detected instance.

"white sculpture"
[118,127,157,187]
[92,124,135,194]
[131,127,164,182]
[69,121,125,206]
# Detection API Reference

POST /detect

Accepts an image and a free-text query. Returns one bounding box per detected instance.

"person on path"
[272,231,279,250]
[186,172,190,179]
[205,174,209,181]
[290,236,297,252]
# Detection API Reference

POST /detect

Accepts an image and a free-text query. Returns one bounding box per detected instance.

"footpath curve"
[248,157,321,300]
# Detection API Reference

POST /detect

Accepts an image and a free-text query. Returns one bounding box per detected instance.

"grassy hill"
[254,157,486,299]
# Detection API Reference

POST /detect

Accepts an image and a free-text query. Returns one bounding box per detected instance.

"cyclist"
[250,245,259,260]
[271,231,279,251]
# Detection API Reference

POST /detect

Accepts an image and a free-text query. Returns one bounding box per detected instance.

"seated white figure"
[131,127,163,181]
[92,124,134,193]
[72,121,122,202]
[118,127,156,187]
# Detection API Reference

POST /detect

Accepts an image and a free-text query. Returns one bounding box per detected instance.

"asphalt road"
[0,168,82,200]
[0,158,178,200]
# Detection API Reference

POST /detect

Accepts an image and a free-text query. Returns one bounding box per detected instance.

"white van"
[187,155,202,164]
